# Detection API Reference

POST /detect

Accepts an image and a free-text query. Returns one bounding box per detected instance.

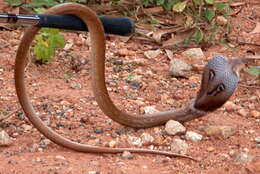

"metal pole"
[0,14,40,25]
[0,13,135,36]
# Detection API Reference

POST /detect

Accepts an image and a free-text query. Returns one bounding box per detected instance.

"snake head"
[194,55,247,112]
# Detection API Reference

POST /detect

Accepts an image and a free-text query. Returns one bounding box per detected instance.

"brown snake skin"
[14,3,246,158]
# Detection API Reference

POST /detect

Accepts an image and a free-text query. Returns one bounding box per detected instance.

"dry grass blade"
[0,108,21,122]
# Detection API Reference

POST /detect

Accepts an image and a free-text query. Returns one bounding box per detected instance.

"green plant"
[5,0,88,12]
[124,74,135,81]
[248,66,260,76]
[4,0,23,6]
[33,28,65,64]
[63,70,75,81]
[5,0,58,11]
[5,1,66,64]
[182,1,231,44]
[136,0,232,45]
[142,0,179,11]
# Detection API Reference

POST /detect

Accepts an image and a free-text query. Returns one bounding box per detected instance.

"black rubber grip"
[37,14,135,36]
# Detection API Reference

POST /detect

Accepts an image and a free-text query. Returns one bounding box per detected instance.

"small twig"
[0,108,22,121]
[239,84,260,89]
[237,41,260,47]
[229,2,246,7]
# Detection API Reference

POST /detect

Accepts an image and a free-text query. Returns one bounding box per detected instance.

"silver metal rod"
[0,14,40,25]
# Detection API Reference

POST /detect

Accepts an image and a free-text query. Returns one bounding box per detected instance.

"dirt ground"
[0,1,259,174]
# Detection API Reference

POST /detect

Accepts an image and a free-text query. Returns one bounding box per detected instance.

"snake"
[14,3,246,158]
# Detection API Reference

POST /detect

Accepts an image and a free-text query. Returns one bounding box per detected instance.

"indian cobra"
[14,3,246,158]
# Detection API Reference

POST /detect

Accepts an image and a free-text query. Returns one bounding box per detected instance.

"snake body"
[14,3,245,158]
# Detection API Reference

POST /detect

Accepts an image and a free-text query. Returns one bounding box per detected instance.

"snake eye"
[207,83,226,96]
[209,70,215,81]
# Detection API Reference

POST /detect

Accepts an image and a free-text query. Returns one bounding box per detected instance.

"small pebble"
[108,140,117,148]
[224,101,238,112]
[216,16,228,25]
[128,81,142,90]
[29,144,39,152]
[89,161,100,166]
[251,110,260,118]
[70,81,82,89]
[110,58,123,65]
[144,50,161,59]
[234,152,253,163]
[143,106,159,114]
[121,151,134,159]
[182,48,204,59]
[242,148,249,152]
[22,124,33,132]
[141,133,154,146]
[169,58,192,78]
[170,139,189,155]
[128,136,142,147]
[94,129,103,134]
[201,125,236,139]
[35,157,42,162]
[255,137,260,143]
[229,150,236,157]
[207,146,215,152]
[0,130,13,146]
[117,48,135,56]
[238,109,248,117]
[40,139,52,148]
[88,171,100,174]
[165,120,186,136]
[55,155,66,160]
[185,131,203,142]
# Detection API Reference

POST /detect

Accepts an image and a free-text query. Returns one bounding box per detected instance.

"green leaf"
[193,0,202,5]
[34,8,46,13]
[142,0,152,7]
[4,0,22,6]
[163,0,180,11]
[214,3,227,10]
[63,71,75,81]
[33,28,65,64]
[205,8,215,22]
[22,0,58,9]
[172,1,187,12]
[205,0,214,4]
[248,66,260,76]
[214,3,230,14]
[192,29,204,43]
[156,0,165,6]
[125,74,135,81]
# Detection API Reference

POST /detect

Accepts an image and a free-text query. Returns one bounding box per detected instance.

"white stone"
[185,131,203,142]
[165,120,186,135]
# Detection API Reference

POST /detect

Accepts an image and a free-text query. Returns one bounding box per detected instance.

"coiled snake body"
[14,3,246,158]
